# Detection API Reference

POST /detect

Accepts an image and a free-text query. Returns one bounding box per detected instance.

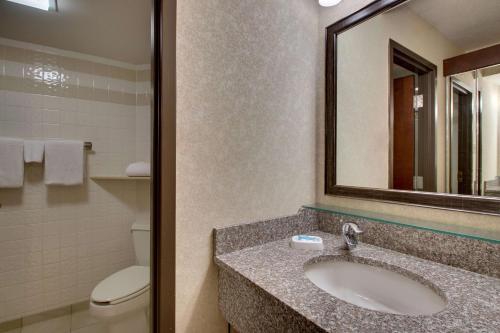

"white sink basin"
[305,259,446,315]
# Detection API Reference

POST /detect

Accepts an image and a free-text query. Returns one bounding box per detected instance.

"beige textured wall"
[317,1,500,235]
[176,1,319,332]
[336,7,461,190]
[176,1,499,332]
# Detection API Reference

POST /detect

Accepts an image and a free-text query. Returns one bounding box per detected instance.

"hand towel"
[125,162,150,177]
[0,138,24,188]
[44,140,84,186]
[24,140,45,163]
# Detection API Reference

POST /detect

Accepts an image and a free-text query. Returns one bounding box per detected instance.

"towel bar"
[84,142,92,151]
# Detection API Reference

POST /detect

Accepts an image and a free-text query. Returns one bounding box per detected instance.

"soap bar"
[290,235,324,250]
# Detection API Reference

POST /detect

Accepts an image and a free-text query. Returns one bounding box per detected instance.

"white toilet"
[90,223,150,333]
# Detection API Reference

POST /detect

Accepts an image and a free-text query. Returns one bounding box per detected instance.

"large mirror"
[325,0,500,214]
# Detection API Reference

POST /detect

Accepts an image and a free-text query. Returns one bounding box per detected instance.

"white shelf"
[90,176,150,181]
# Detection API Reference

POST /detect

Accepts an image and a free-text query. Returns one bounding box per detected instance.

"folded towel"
[44,140,84,186]
[125,162,150,177]
[24,140,45,163]
[0,138,24,188]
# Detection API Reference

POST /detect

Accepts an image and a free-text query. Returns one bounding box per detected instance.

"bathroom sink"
[305,259,446,315]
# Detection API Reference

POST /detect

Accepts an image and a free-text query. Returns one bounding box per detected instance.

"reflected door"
[390,41,437,192]
[453,86,474,195]
[393,75,415,190]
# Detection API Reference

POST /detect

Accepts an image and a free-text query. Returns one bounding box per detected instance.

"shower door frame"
[151,0,177,331]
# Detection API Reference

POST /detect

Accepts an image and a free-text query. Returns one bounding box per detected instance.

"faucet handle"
[343,222,363,234]
[342,223,363,251]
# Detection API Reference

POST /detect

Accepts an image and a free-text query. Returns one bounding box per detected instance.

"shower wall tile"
[0,40,151,324]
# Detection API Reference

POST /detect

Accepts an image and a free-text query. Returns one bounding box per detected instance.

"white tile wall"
[0,59,138,95]
[0,42,151,323]
[135,105,151,164]
[2,303,109,333]
[22,315,71,333]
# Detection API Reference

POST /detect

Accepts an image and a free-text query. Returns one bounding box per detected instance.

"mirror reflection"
[449,64,500,196]
[335,0,500,198]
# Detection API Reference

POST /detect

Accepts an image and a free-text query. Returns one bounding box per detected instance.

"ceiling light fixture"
[6,0,57,11]
[319,0,342,7]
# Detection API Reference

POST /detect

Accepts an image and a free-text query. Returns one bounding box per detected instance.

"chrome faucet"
[342,223,363,250]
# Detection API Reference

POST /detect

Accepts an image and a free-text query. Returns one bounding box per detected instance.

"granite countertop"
[215,231,500,332]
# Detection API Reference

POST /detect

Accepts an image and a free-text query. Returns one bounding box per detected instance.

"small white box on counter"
[290,235,324,250]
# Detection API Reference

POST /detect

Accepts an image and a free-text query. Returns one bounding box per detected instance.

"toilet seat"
[90,265,150,320]
[91,265,149,304]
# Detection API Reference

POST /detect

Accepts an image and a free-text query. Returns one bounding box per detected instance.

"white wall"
[336,6,461,189]
[498,88,500,176]
[0,39,150,323]
[480,76,499,182]
[176,0,318,331]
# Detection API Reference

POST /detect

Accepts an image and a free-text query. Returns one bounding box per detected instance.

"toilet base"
[107,309,149,333]
[90,288,150,333]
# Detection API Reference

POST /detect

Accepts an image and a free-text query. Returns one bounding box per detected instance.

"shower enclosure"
[0,1,154,332]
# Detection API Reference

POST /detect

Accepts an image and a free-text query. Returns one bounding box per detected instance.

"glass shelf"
[303,203,500,244]
[90,176,150,181]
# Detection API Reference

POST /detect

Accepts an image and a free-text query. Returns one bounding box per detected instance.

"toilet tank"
[131,223,150,266]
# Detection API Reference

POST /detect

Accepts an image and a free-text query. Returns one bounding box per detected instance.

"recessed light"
[6,0,57,11]
[319,0,342,7]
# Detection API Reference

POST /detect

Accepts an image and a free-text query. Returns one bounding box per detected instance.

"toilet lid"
[91,266,150,303]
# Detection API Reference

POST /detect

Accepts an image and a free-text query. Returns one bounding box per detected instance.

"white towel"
[0,138,24,188]
[24,140,45,163]
[44,140,84,186]
[126,162,150,177]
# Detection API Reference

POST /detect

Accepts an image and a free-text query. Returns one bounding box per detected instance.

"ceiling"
[407,0,500,52]
[0,0,151,65]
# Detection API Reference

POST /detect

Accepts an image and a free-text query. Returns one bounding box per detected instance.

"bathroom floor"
[2,302,106,333]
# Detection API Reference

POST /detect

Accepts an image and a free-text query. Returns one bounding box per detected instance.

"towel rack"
[84,142,92,151]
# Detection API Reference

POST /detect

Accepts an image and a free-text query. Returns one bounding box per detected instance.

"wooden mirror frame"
[324,0,500,215]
